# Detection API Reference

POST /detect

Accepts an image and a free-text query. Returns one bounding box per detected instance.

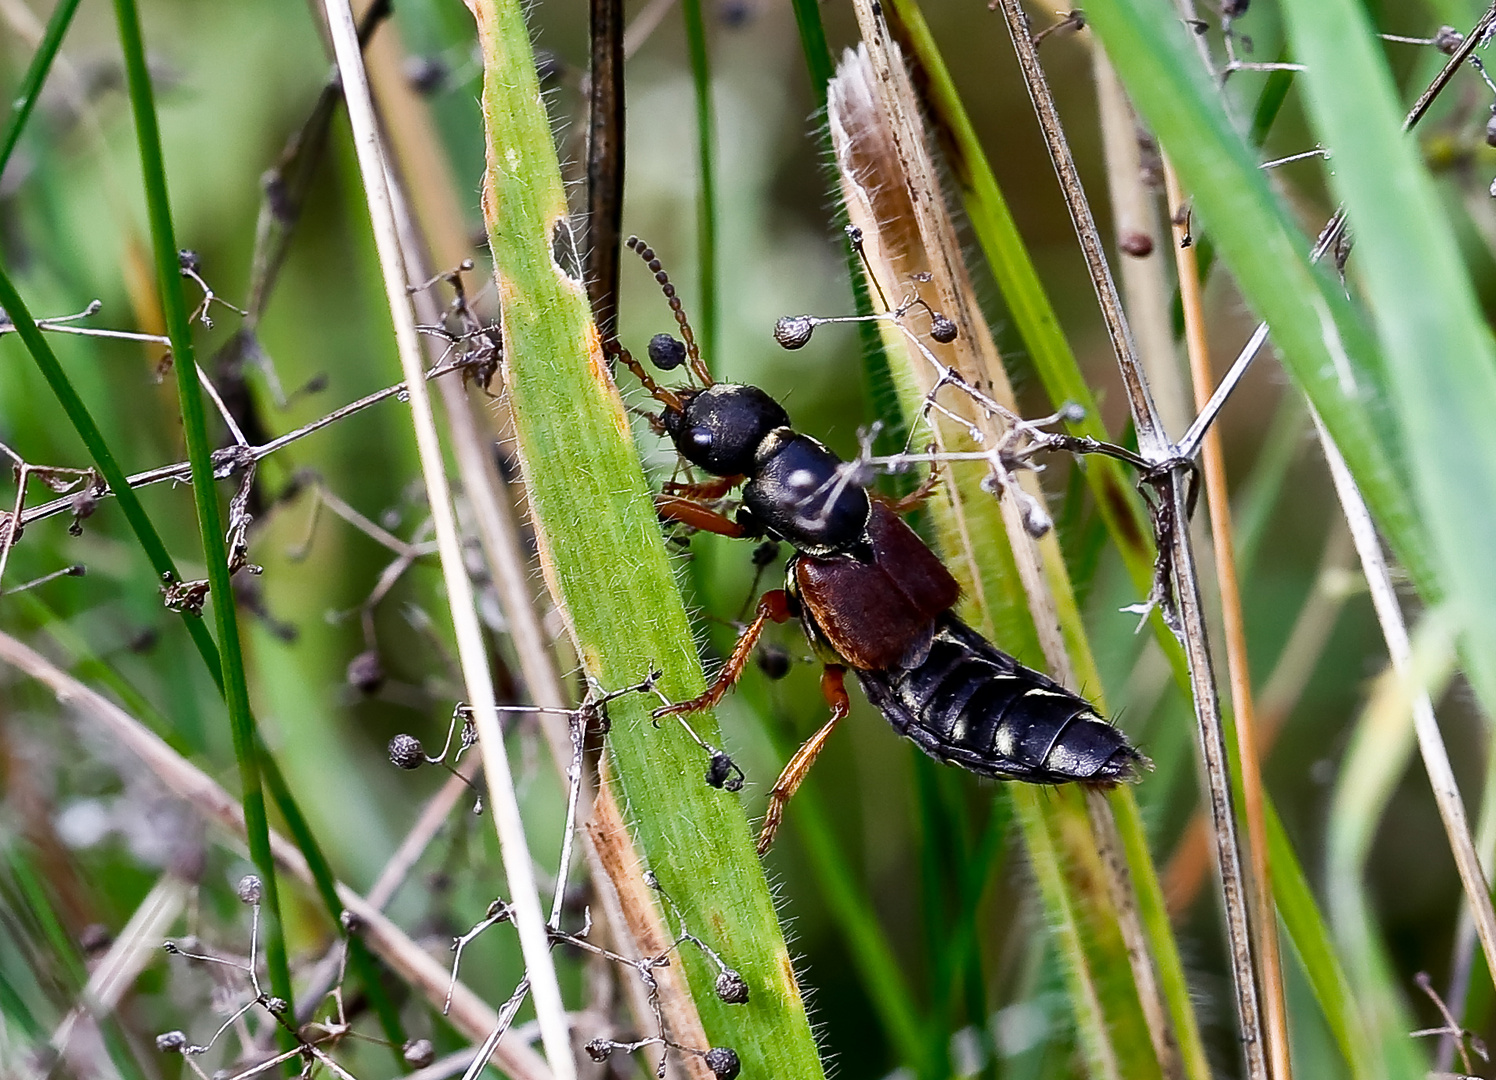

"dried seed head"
[264,997,288,1016]
[1435,25,1464,53]
[1059,402,1086,424]
[755,643,791,681]
[236,875,263,906]
[1021,499,1053,539]
[715,969,750,1004]
[404,55,448,95]
[388,733,425,770]
[403,1039,435,1068]
[930,315,958,344]
[346,650,385,695]
[340,909,362,934]
[177,249,201,274]
[584,1039,613,1063]
[773,315,815,350]
[79,923,112,956]
[705,1047,742,1079]
[1221,0,1248,17]
[647,333,688,370]
[156,1031,187,1054]
[705,751,742,791]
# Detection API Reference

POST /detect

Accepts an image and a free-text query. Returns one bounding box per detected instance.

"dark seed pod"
[340,909,363,934]
[930,315,958,343]
[389,733,425,770]
[1435,25,1464,53]
[403,1040,435,1068]
[705,1047,742,1080]
[647,333,688,370]
[177,249,201,274]
[756,643,791,681]
[1119,231,1154,258]
[751,540,781,566]
[1021,499,1053,539]
[404,55,448,95]
[719,0,752,28]
[236,875,263,905]
[773,315,815,350]
[705,751,741,791]
[264,997,288,1016]
[715,969,750,1004]
[79,923,112,956]
[584,1039,613,1063]
[346,649,385,694]
[156,1031,187,1054]
[534,49,566,84]
[1221,0,1247,16]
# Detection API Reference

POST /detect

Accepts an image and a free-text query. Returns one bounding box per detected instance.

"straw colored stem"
[318,2,574,1074]
[1163,521,1355,915]
[362,31,695,1071]
[1088,35,1188,440]
[1166,161,1289,1080]
[1313,408,1496,1005]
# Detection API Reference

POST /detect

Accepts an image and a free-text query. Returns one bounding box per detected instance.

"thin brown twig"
[990,1,1266,1074]
[1163,520,1356,915]
[15,365,470,532]
[1165,158,1289,1080]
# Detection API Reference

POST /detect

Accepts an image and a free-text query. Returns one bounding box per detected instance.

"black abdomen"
[856,614,1144,784]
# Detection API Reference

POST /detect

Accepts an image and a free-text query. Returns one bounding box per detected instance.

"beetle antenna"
[603,337,683,413]
[626,236,715,388]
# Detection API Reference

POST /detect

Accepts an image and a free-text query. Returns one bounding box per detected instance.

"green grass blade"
[111,0,292,1023]
[1323,627,1454,1078]
[7,847,149,1080]
[786,771,930,1072]
[1279,0,1496,741]
[474,0,823,1073]
[0,0,82,174]
[0,964,43,1042]
[1265,800,1376,1077]
[681,0,718,365]
[869,256,1169,1080]
[1082,1,1431,601]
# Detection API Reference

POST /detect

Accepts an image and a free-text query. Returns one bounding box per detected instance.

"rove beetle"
[611,237,1145,853]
